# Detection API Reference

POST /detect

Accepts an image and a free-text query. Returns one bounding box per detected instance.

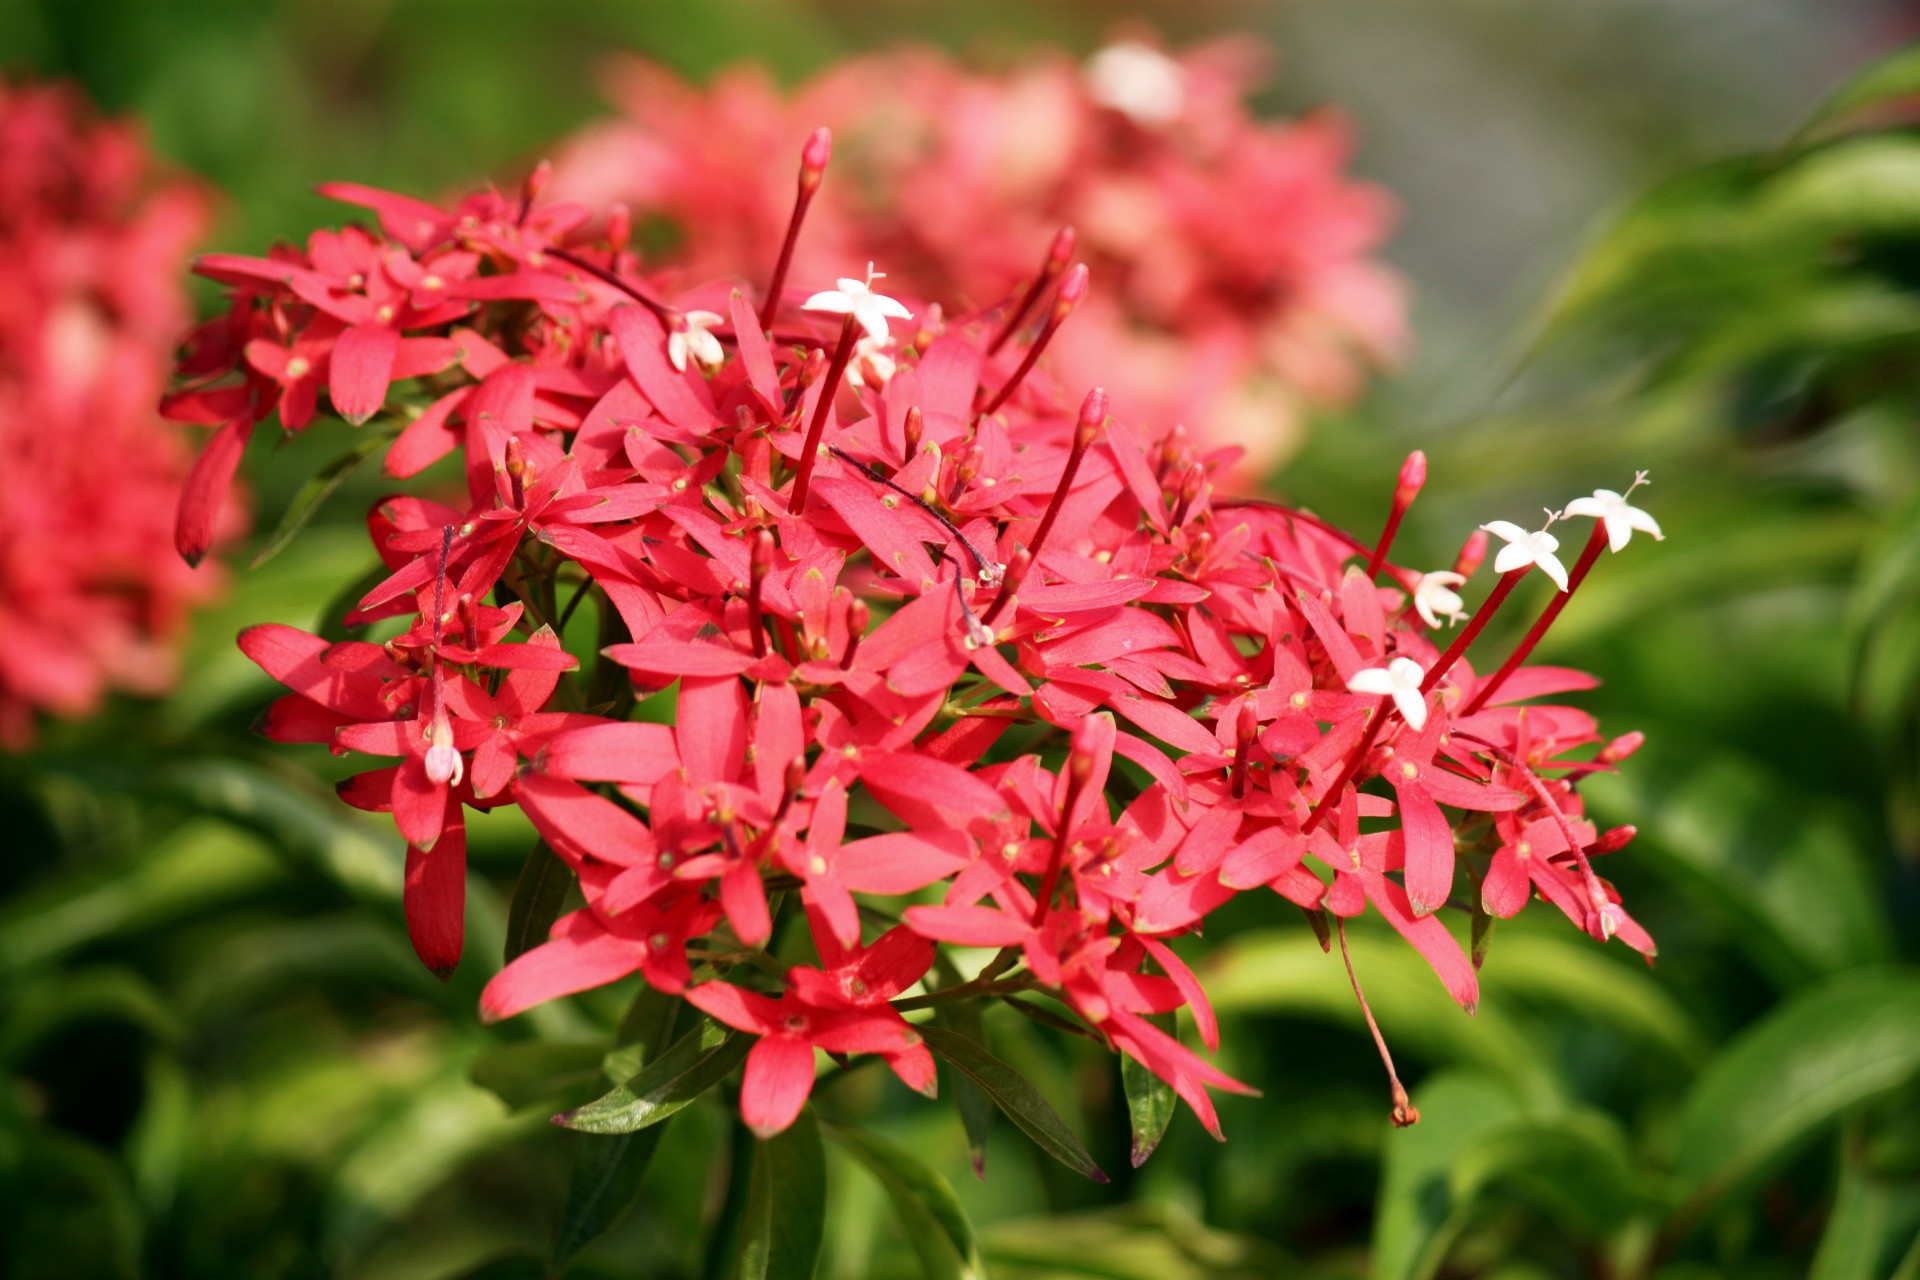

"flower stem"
[788,315,858,513]
[1461,522,1607,714]
[1420,566,1529,695]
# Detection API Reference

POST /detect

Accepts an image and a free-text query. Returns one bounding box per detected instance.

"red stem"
[1420,567,1528,695]
[787,316,858,514]
[1461,523,1607,714]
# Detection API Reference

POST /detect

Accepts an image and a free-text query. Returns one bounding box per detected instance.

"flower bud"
[1052,263,1090,320]
[606,202,631,251]
[1395,450,1427,505]
[1076,387,1108,447]
[800,126,832,190]
[1452,528,1488,579]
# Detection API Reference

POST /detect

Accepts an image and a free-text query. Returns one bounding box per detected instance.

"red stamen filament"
[1339,919,1420,1127]
[978,263,1087,417]
[1033,750,1093,925]
[1461,522,1608,714]
[788,315,858,513]
[761,127,831,331]
[988,225,1075,355]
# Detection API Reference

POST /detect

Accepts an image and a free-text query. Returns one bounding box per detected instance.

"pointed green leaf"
[1670,969,1920,1227]
[249,428,395,568]
[1121,1012,1177,1168]
[555,1018,748,1135]
[503,840,571,964]
[919,1024,1107,1184]
[935,1001,994,1179]
[739,1106,826,1280]
[1373,1072,1525,1280]
[550,1128,667,1276]
[829,1124,986,1280]
[1802,44,1920,140]
[1811,1126,1920,1280]
[470,1041,606,1111]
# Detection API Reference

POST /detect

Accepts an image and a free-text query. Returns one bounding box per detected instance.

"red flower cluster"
[0,82,223,748]
[178,134,1653,1143]
[548,35,1405,479]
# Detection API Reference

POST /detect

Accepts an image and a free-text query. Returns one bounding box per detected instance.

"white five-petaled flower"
[667,311,726,374]
[1085,41,1186,126]
[1564,472,1662,553]
[1347,656,1431,731]
[803,264,914,343]
[1412,571,1468,629]
[1481,518,1570,592]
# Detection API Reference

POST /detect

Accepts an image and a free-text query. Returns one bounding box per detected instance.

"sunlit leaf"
[555,1018,748,1135]
[503,840,571,964]
[829,1123,987,1280]
[739,1106,826,1280]
[249,427,397,568]
[919,1024,1108,1184]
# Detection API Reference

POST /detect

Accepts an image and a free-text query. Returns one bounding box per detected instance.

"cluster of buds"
[0,81,223,747]
[548,34,1406,479]
[175,127,1657,1145]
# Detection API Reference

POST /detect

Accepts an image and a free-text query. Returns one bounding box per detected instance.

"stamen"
[980,546,1032,627]
[760,127,832,331]
[747,529,774,659]
[988,225,1076,355]
[977,263,1088,417]
[1025,388,1106,568]
[840,597,869,670]
[1230,698,1258,799]
[1339,919,1419,1127]
[1366,451,1425,578]
[1460,520,1608,714]
[788,314,859,512]
[1033,730,1098,925]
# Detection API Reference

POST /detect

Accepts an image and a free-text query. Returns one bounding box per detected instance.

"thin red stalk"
[1339,919,1420,1127]
[978,264,1086,417]
[988,225,1075,355]
[1302,695,1392,835]
[1419,567,1528,695]
[1461,523,1607,714]
[1366,452,1426,579]
[760,129,830,331]
[1032,756,1091,926]
[788,315,858,513]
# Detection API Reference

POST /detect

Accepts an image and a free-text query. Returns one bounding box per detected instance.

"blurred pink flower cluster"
[550,36,1406,478]
[0,82,223,748]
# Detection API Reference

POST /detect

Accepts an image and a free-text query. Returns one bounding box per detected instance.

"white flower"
[1564,472,1662,553]
[1347,656,1431,731]
[846,334,897,388]
[667,310,726,373]
[1481,518,1570,592]
[1085,41,1185,126]
[1412,571,1468,629]
[803,264,914,343]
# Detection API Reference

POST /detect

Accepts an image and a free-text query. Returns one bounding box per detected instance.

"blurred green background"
[3,2,1919,1278]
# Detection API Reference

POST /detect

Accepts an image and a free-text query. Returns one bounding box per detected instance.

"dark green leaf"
[829,1124,986,1280]
[550,1128,667,1276]
[1449,1113,1643,1239]
[1670,969,1920,1228]
[555,1018,749,1135]
[1811,1126,1920,1280]
[503,840,571,964]
[935,1000,994,1179]
[249,428,395,568]
[919,1024,1107,1184]
[1373,1072,1525,1280]
[738,1106,826,1280]
[1121,1012,1177,1169]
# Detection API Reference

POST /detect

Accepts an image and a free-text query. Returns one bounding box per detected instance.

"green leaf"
[1121,1012,1177,1168]
[934,1000,994,1179]
[554,1018,749,1135]
[739,1106,826,1280]
[470,1041,607,1111]
[918,1024,1108,1184]
[1670,969,1920,1227]
[550,1128,667,1276]
[248,427,394,568]
[829,1124,987,1280]
[1811,1127,1920,1280]
[1449,1112,1644,1239]
[502,840,571,964]
[1372,1072,1525,1280]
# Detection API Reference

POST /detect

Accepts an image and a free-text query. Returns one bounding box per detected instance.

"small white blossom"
[846,334,898,388]
[1564,472,1662,553]
[667,310,726,373]
[1085,41,1186,126]
[1347,656,1431,731]
[803,264,914,343]
[1481,517,1570,592]
[1412,571,1468,629]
